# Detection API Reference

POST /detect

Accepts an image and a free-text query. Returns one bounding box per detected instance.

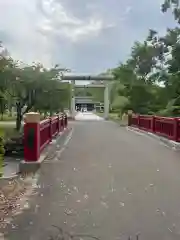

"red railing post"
[60,114,63,131]
[58,115,61,133]
[151,116,156,133]
[49,117,52,142]
[62,113,65,129]
[56,115,60,133]
[59,115,62,132]
[137,114,140,128]
[24,112,40,162]
[64,113,67,128]
[173,117,178,142]
[128,114,132,126]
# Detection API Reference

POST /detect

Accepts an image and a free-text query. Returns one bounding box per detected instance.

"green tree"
[34,82,71,115]
[0,44,70,130]
[162,0,180,23]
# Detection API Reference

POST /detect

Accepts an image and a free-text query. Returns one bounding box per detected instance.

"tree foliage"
[0,44,71,130]
[108,2,180,117]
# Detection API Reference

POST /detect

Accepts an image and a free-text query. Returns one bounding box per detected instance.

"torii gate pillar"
[71,80,76,119]
[104,82,109,120]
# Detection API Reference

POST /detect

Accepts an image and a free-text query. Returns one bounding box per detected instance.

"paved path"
[75,112,103,121]
[2,114,180,240]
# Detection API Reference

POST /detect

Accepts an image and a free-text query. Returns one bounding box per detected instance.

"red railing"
[129,115,180,142]
[40,114,67,151]
[40,118,51,152]
[24,113,68,162]
[51,116,59,138]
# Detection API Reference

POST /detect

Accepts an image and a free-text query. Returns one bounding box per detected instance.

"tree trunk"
[8,109,12,117]
[16,103,22,131]
[8,102,12,117]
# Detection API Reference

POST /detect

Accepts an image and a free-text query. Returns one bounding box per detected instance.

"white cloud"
[38,0,115,42]
[0,0,176,73]
[0,0,53,66]
[0,0,115,66]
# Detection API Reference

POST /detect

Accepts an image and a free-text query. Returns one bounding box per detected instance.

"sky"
[0,0,177,75]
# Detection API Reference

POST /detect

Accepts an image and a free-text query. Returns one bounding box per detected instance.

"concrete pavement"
[1,113,180,239]
[75,112,104,121]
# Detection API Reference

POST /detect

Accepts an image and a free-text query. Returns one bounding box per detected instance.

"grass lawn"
[0,122,22,142]
[0,115,17,122]
[0,114,46,122]
[109,113,121,120]
[0,113,64,141]
[96,112,120,120]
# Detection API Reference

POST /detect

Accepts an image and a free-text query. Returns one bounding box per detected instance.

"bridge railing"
[24,113,68,162]
[129,114,180,142]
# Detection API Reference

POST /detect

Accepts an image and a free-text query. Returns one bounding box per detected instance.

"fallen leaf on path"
[84,194,89,200]
[11,224,17,229]
[73,186,79,192]
[161,211,166,217]
[64,209,75,216]
[101,201,109,209]
[110,187,116,192]
[149,183,154,187]
[34,204,40,213]
[23,202,30,209]
[119,202,125,207]
[156,208,166,217]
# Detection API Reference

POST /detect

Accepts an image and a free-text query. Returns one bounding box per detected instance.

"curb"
[127,126,180,151]
[19,127,72,174]
[0,173,19,181]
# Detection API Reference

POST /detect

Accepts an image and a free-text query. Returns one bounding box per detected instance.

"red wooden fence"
[129,115,180,142]
[24,114,68,162]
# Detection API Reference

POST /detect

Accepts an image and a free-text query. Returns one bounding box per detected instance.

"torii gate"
[62,75,113,119]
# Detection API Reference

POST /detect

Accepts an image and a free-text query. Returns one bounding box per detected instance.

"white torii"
[62,75,113,119]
